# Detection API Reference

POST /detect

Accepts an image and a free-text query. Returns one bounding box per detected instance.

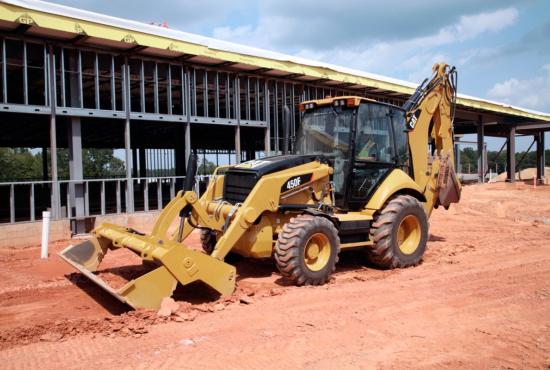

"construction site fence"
[0,175,212,224]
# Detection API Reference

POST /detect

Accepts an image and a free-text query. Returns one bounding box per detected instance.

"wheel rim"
[304,232,331,271]
[396,215,421,255]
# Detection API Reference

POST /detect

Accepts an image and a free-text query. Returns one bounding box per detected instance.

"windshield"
[294,106,353,158]
[295,106,354,202]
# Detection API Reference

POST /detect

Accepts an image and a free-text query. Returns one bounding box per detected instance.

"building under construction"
[0,0,548,232]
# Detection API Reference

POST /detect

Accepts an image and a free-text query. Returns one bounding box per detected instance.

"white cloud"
[212,7,518,84]
[487,64,550,112]
[452,8,518,41]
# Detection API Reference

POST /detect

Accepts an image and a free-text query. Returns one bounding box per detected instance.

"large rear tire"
[274,214,340,285]
[367,195,428,269]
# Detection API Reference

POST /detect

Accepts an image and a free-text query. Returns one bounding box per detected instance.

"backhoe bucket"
[59,224,236,310]
[437,157,462,207]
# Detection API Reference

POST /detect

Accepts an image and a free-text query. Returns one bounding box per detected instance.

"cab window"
[391,108,409,170]
[355,104,393,163]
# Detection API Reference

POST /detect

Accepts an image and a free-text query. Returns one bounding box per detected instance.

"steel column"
[536,131,546,182]
[454,142,461,173]
[60,48,66,106]
[235,76,241,163]
[110,55,116,110]
[23,41,28,104]
[123,57,134,212]
[77,50,83,108]
[116,180,121,214]
[203,70,208,117]
[215,72,220,118]
[245,77,250,120]
[94,53,99,109]
[274,82,279,153]
[477,118,485,183]
[9,184,15,223]
[184,68,192,167]
[167,64,172,115]
[30,183,35,221]
[235,126,241,165]
[140,60,145,112]
[48,45,60,219]
[264,80,271,155]
[226,73,231,118]
[506,127,516,183]
[153,62,159,113]
[68,117,86,233]
[2,39,6,103]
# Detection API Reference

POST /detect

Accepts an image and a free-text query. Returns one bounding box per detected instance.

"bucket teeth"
[59,228,236,310]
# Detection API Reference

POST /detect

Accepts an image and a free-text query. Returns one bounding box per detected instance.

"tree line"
[1,147,548,181]
[0,148,126,181]
[459,147,549,174]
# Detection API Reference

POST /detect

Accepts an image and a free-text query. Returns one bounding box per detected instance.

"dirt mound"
[491,166,550,182]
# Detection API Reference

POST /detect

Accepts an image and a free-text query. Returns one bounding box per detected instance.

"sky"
[51,0,550,151]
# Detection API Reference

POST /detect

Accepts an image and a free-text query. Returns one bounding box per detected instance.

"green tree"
[0,147,126,180]
[83,149,126,178]
[198,158,217,175]
[459,147,478,173]
[0,148,43,180]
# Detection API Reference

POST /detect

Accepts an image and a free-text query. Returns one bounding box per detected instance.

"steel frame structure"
[0,32,547,227]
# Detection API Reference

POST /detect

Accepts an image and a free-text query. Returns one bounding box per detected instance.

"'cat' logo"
[408,109,421,130]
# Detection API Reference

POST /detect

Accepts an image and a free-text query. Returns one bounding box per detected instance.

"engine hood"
[229,155,327,177]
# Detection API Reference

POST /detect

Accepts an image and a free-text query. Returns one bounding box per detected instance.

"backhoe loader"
[60,63,461,309]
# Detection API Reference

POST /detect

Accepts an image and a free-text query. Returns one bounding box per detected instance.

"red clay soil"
[1,182,550,369]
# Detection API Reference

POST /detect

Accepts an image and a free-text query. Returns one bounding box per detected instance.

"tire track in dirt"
[2,240,550,369]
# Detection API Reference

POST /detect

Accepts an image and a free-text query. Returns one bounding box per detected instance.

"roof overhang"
[1,0,549,123]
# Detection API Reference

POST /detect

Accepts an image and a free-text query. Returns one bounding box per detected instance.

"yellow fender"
[363,169,426,214]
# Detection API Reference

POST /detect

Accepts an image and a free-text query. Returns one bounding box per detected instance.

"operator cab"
[296,97,409,210]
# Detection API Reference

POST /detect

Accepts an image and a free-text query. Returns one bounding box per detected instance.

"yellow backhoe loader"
[60,63,461,309]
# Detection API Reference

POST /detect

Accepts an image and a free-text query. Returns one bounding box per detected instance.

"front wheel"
[367,195,428,269]
[274,214,340,285]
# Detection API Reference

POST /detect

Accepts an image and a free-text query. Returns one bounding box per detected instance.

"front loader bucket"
[59,224,236,310]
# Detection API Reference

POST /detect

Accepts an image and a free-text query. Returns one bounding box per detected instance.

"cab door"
[347,103,397,210]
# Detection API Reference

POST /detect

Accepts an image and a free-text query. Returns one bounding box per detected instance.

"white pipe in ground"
[41,211,50,259]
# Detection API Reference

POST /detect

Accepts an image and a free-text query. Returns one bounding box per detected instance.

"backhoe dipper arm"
[404,63,461,215]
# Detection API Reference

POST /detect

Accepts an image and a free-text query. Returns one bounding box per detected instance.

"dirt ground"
[1,182,550,369]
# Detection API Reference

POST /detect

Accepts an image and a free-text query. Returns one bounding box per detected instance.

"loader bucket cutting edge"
[59,233,237,310]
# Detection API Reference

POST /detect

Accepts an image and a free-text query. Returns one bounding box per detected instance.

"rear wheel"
[274,214,340,285]
[367,195,428,269]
